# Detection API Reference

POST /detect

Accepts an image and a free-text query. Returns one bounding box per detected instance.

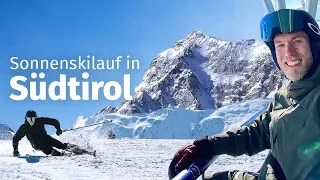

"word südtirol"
[10,72,133,101]
[9,55,138,101]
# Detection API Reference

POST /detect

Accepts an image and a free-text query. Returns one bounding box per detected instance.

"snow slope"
[0,138,268,180]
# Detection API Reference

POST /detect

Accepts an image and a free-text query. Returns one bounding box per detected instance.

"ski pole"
[173,100,270,180]
[62,119,113,132]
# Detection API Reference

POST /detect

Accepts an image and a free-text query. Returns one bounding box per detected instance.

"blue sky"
[0,0,315,134]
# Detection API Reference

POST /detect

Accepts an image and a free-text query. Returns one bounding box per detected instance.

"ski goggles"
[26,117,36,126]
[260,9,308,42]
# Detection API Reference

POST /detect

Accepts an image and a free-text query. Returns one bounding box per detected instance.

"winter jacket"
[12,117,61,151]
[210,67,320,180]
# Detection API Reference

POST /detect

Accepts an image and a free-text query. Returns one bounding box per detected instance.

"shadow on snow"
[18,155,48,163]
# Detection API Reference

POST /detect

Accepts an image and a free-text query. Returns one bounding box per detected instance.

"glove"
[12,142,20,157]
[168,136,215,179]
[56,129,62,136]
[13,150,20,157]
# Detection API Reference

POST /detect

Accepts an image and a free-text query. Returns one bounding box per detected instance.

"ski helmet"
[260,9,320,79]
[25,110,37,126]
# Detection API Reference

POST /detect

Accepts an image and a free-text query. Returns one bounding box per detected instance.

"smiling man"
[274,31,313,81]
[168,9,320,180]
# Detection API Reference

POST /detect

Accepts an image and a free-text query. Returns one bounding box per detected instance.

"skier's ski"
[63,143,96,157]
[86,150,97,157]
[11,149,96,158]
[13,154,49,158]
[62,150,96,157]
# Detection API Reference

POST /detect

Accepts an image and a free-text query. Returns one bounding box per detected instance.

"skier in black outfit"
[12,110,89,156]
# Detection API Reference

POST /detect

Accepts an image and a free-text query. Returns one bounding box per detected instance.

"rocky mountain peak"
[97,31,284,115]
[0,123,14,140]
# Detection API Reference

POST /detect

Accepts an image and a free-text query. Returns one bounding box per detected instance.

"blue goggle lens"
[260,9,305,41]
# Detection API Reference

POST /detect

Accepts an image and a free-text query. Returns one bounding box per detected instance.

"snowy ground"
[0,138,268,180]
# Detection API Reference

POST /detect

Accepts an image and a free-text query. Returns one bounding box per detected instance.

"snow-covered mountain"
[64,98,270,139]
[0,123,14,140]
[100,31,283,115]
[70,31,285,139]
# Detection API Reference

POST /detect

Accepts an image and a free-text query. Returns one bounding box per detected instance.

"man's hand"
[56,129,62,136]
[13,150,20,157]
[168,136,215,179]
